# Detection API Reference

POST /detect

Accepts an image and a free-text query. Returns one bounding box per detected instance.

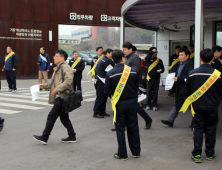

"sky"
[59,25,87,35]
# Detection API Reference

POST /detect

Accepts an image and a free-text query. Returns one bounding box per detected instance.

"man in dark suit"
[161,50,194,127]
[69,51,85,91]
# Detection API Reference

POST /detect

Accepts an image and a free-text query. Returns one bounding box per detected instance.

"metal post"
[120,16,125,49]
[194,0,203,68]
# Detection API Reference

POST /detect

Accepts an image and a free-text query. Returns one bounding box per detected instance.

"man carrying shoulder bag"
[33,50,76,144]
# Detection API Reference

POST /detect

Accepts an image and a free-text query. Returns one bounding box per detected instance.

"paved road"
[0,66,222,170]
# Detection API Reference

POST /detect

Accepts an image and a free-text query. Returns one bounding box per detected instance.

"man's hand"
[37,63,40,65]
[51,89,57,96]
[12,68,16,71]
[173,77,178,81]
[157,69,162,73]
[73,69,77,73]
[92,75,95,78]
[2,69,4,72]
[39,84,44,89]
[152,48,157,53]
[47,70,50,72]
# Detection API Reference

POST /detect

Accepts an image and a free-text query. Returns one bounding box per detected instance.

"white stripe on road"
[0,93,48,101]
[0,98,50,106]
[0,109,22,114]
[0,102,44,110]
[83,97,96,102]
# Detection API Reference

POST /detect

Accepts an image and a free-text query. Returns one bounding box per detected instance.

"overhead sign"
[101,15,121,22]
[70,13,93,20]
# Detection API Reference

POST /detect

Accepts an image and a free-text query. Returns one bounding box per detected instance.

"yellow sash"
[190,53,194,59]
[72,57,81,69]
[168,58,179,70]
[3,52,15,69]
[179,69,221,117]
[87,56,103,76]
[146,58,159,81]
[111,65,131,124]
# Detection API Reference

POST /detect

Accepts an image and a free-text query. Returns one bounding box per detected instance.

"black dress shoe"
[161,120,173,127]
[102,113,110,116]
[111,128,116,131]
[0,118,4,132]
[33,135,48,145]
[93,114,104,118]
[144,119,152,130]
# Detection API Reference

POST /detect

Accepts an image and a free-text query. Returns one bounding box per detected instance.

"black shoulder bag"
[61,65,83,113]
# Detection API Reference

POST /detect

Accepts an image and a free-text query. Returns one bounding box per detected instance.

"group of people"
[1,42,222,163]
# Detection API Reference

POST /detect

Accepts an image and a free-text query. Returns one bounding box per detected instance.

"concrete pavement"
[0,66,222,170]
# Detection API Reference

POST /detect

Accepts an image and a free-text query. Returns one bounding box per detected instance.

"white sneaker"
[146,106,151,110]
[153,107,157,111]
[12,90,17,93]
[7,89,12,92]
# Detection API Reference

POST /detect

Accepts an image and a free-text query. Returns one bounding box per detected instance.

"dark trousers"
[73,74,82,91]
[42,97,75,138]
[192,109,219,157]
[115,98,141,158]
[137,103,152,122]
[6,70,16,90]
[93,80,107,116]
[146,78,160,107]
[168,94,187,124]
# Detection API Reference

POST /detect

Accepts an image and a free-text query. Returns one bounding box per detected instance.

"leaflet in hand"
[30,84,40,101]
[165,73,176,91]
[105,64,113,72]
[97,76,105,84]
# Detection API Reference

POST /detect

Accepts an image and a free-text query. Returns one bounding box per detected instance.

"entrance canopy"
[121,0,222,31]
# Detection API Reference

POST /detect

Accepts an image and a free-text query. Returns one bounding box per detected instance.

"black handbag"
[61,65,83,113]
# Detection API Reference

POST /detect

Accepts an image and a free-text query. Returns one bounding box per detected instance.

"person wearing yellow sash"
[90,47,103,79]
[145,47,164,111]
[2,46,18,92]
[183,49,222,163]
[69,51,85,91]
[161,50,193,127]
[104,50,140,160]
[211,45,222,73]
[93,49,115,118]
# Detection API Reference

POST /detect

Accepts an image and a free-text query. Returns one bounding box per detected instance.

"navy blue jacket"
[69,58,85,76]
[175,59,194,95]
[104,63,138,101]
[169,53,179,72]
[95,56,115,80]
[145,51,165,79]
[211,57,222,73]
[37,53,50,71]
[186,64,222,111]
[2,53,18,71]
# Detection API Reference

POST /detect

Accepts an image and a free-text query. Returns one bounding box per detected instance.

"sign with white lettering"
[101,15,121,22]
[70,13,93,20]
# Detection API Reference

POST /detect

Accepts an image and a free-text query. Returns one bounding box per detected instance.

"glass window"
[77,32,80,35]
[216,22,222,46]
[74,33,76,36]
[85,30,89,34]
[81,31,84,35]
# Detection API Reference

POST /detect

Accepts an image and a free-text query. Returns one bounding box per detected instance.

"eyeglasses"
[153,51,158,53]
[53,56,58,59]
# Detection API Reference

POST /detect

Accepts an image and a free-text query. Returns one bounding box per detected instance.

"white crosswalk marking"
[0,88,96,115]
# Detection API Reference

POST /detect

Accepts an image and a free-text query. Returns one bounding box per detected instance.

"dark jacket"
[69,57,85,76]
[125,52,140,74]
[104,63,138,101]
[2,53,18,71]
[145,51,165,79]
[91,55,99,69]
[96,56,115,81]
[175,59,194,95]
[37,53,50,71]
[169,53,179,73]
[211,57,222,73]
[186,64,222,111]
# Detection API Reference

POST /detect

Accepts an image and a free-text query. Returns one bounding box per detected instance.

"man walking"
[161,50,193,127]
[2,46,18,92]
[37,47,50,85]
[104,50,140,160]
[33,50,76,144]
[69,51,85,91]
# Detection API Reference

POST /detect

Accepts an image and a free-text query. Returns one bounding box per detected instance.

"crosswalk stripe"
[0,102,44,110]
[0,93,48,101]
[0,109,22,114]
[83,97,96,102]
[0,98,50,106]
